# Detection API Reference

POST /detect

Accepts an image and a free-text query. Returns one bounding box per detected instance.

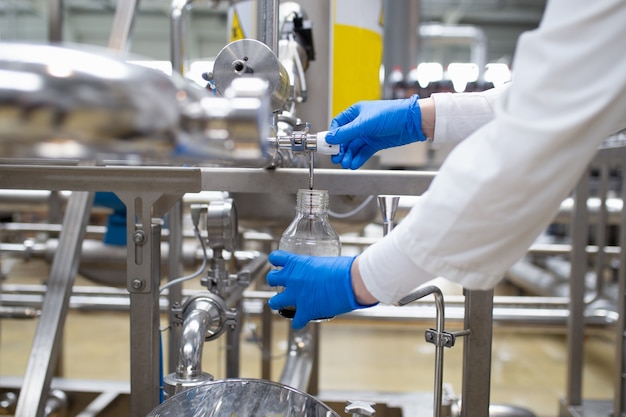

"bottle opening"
[296,189,329,212]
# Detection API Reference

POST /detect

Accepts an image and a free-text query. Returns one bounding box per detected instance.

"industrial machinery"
[0,1,623,417]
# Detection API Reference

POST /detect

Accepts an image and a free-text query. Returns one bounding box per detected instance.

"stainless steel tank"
[146,378,340,417]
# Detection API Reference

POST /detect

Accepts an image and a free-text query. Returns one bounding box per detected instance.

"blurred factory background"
[0,0,545,61]
[0,1,623,417]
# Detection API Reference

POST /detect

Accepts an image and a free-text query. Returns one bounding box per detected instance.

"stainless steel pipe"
[164,295,220,397]
[279,326,315,392]
[257,0,279,54]
[399,286,447,417]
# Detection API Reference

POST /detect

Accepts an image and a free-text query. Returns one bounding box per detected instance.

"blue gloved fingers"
[267,290,294,311]
[347,140,379,170]
[292,308,310,330]
[268,249,292,267]
[350,149,377,170]
[336,138,377,170]
[265,252,373,330]
[325,122,363,146]
[266,268,287,287]
[329,103,361,131]
[326,105,369,145]
[331,151,344,165]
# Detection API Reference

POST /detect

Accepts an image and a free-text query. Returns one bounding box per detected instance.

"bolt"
[232,59,246,73]
[131,279,144,290]
[133,230,146,245]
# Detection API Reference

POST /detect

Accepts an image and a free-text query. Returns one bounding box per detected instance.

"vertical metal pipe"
[382,0,420,97]
[308,322,320,396]
[593,165,609,300]
[225,301,242,378]
[118,192,165,417]
[565,171,589,407]
[14,191,94,417]
[107,0,141,53]
[398,285,445,417]
[614,160,626,416]
[48,0,64,43]
[176,298,213,379]
[432,291,445,417]
[171,0,192,75]
[279,326,314,392]
[256,0,279,54]
[167,202,184,374]
[261,302,273,380]
[460,289,494,417]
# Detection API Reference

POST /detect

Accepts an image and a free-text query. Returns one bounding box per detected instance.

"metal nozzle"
[377,195,400,236]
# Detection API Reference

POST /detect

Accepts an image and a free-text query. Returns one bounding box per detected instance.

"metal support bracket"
[116,191,184,417]
[425,329,471,348]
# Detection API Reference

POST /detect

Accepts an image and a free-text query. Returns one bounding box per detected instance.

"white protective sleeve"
[359,0,626,304]
[431,85,506,143]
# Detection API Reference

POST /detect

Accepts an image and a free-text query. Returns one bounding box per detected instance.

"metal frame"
[559,145,626,417]
[13,191,94,417]
[0,164,433,416]
[461,289,494,417]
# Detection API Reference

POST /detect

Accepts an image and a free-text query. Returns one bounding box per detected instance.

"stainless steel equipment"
[148,378,340,417]
[0,43,271,165]
[213,38,290,113]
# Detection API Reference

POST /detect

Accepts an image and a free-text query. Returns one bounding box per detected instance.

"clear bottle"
[277,188,341,320]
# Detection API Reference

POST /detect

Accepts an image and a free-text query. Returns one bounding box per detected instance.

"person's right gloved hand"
[325,94,426,170]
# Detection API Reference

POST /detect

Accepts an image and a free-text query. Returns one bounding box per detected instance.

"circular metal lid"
[212,39,290,112]
[147,378,340,417]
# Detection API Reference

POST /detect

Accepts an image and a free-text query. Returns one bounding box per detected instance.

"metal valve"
[274,122,338,155]
[272,122,339,189]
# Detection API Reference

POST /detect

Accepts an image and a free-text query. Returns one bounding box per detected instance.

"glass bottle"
[277,189,341,320]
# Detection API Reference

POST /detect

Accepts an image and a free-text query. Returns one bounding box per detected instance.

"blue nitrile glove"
[325,94,426,169]
[266,250,375,330]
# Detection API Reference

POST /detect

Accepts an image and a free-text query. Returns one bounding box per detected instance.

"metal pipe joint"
[165,292,236,397]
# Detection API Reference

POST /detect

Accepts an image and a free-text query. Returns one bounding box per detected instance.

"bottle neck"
[296,189,329,215]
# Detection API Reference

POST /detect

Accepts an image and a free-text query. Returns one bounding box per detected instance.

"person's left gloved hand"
[266,250,375,329]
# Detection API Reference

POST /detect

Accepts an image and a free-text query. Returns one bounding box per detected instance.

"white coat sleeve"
[432,86,507,143]
[358,0,626,304]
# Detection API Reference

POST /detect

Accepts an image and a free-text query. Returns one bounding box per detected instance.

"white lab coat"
[359,0,626,304]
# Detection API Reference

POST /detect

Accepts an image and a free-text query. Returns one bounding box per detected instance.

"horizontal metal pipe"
[0,166,434,197]
[0,285,616,328]
[224,253,270,307]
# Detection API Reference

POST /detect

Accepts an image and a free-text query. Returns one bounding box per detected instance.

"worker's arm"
[267,0,626,324]
[358,0,626,304]
[325,85,506,170]
[429,85,506,143]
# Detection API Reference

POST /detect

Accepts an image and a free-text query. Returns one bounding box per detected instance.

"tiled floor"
[0,258,617,417]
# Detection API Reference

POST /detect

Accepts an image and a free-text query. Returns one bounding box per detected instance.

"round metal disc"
[212,39,290,111]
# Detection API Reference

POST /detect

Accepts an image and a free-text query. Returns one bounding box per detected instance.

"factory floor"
[0,257,617,417]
